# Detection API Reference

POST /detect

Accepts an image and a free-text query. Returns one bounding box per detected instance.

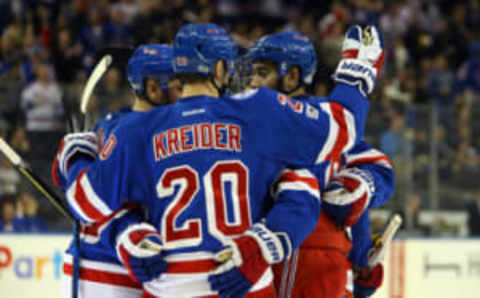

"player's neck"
[132,99,154,112]
[288,86,307,98]
[181,82,219,98]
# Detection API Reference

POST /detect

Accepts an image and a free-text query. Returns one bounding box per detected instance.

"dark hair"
[1,196,16,209]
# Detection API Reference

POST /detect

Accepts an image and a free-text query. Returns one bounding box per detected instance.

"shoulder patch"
[305,103,319,119]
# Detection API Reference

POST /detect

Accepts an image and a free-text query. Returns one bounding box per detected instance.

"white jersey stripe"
[144,267,273,297]
[80,173,113,216]
[66,181,94,223]
[276,181,320,200]
[343,108,356,153]
[63,254,129,274]
[347,149,392,168]
[316,103,338,164]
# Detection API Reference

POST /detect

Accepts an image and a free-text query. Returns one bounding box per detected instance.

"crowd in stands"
[0,0,480,234]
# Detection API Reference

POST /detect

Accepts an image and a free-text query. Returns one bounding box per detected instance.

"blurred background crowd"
[0,0,480,236]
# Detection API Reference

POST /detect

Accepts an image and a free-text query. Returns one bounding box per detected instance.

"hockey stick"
[367,214,402,268]
[0,138,81,298]
[80,55,113,130]
[0,138,75,220]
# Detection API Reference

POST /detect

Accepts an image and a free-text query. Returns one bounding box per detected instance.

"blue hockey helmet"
[173,23,238,77]
[127,44,173,96]
[246,32,317,85]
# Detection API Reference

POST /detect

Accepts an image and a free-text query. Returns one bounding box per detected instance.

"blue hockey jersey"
[290,94,394,253]
[63,83,369,296]
[295,94,394,208]
[67,108,147,265]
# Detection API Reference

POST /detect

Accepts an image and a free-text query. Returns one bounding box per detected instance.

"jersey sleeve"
[80,203,146,258]
[63,127,141,223]
[348,211,372,267]
[344,141,394,208]
[263,164,328,256]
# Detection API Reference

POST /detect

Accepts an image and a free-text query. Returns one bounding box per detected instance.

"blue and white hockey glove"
[116,223,168,283]
[209,223,289,297]
[333,25,384,97]
[322,168,375,227]
[52,132,98,189]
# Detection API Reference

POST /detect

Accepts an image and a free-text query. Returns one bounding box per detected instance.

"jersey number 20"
[157,160,251,248]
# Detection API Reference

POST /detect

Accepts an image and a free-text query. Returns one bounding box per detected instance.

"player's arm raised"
[251,25,384,172]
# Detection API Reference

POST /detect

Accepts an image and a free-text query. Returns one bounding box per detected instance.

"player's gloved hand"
[322,168,375,227]
[116,223,167,283]
[51,132,98,189]
[209,223,289,297]
[354,264,384,298]
[333,25,384,97]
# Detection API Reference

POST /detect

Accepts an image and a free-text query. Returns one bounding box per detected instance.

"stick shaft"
[0,137,75,221]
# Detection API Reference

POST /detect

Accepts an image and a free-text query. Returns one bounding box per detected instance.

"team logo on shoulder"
[176,56,188,66]
[306,103,319,120]
[100,135,117,160]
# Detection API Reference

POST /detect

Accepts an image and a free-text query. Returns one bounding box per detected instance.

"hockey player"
[53,44,179,298]
[245,31,393,298]
[52,22,383,297]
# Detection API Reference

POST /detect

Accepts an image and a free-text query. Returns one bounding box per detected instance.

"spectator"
[318,20,344,72]
[96,67,131,115]
[0,156,20,196]
[130,0,166,44]
[428,53,455,128]
[452,140,480,187]
[20,24,47,84]
[9,126,31,157]
[20,62,64,174]
[455,40,480,127]
[466,190,480,236]
[0,197,23,232]
[380,110,411,159]
[404,193,422,230]
[105,7,132,46]
[21,62,64,132]
[51,28,83,83]
[110,0,140,25]
[79,9,108,69]
[16,192,48,232]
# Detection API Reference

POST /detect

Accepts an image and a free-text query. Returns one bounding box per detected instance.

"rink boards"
[0,234,479,298]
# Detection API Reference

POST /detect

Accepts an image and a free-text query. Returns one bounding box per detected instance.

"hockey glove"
[209,223,289,297]
[52,132,98,189]
[116,223,167,283]
[333,25,384,97]
[323,168,375,227]
[354,263,384,298]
